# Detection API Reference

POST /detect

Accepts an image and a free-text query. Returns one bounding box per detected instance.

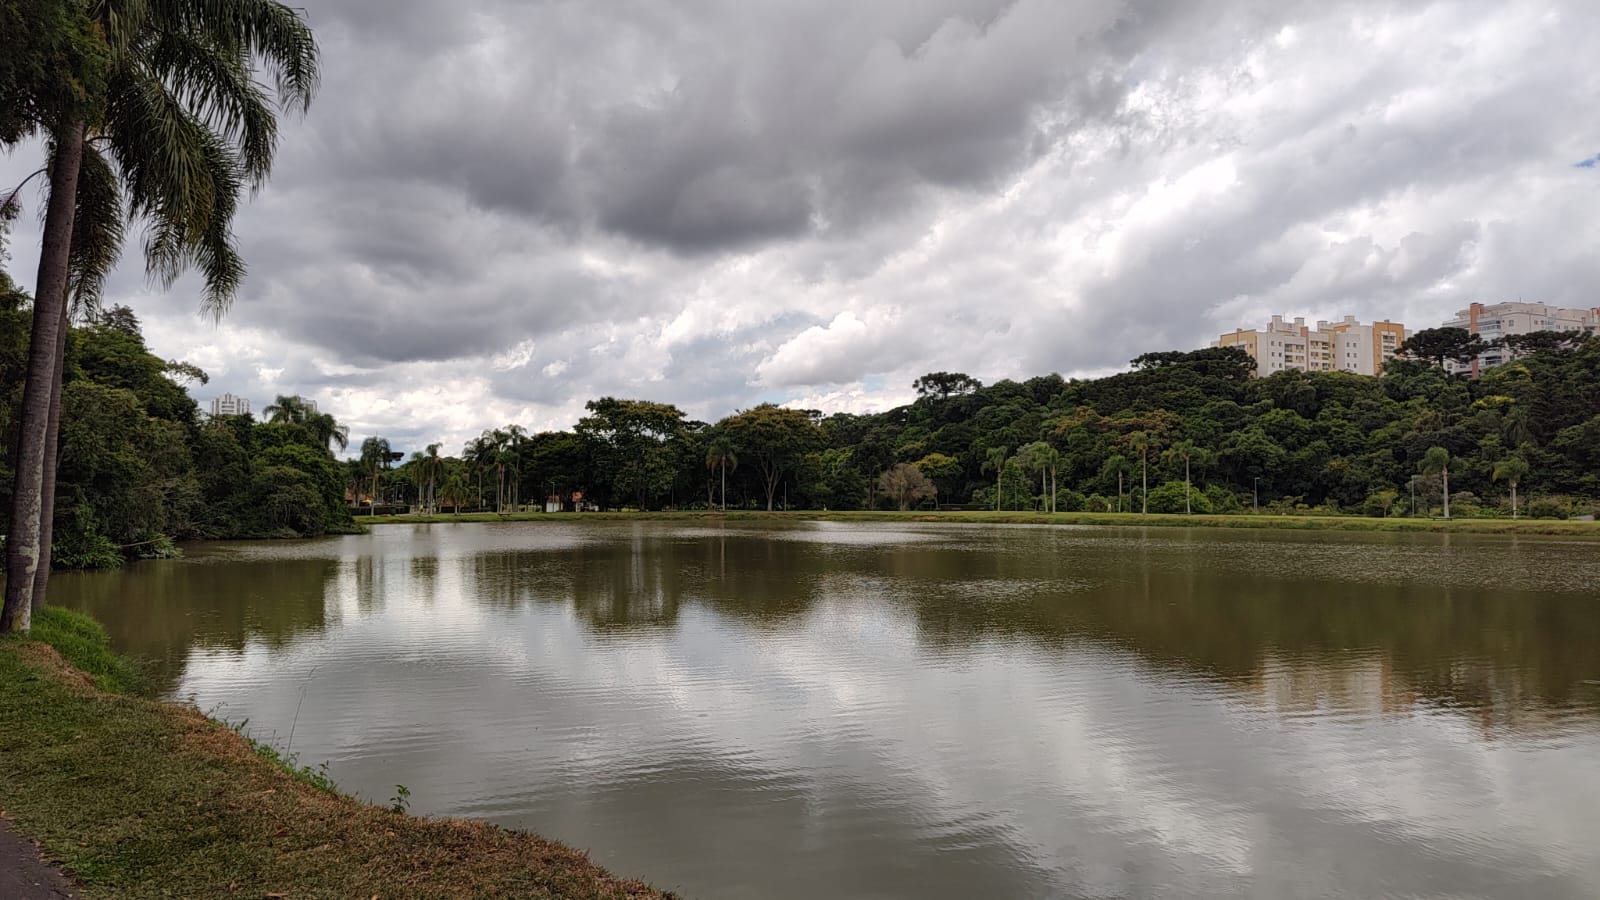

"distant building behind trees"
[210,393,251,417]
[1440,302,1600,377]
[1214,315,1405,377]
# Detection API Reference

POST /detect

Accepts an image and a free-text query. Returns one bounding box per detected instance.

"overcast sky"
[3,0,1597,454]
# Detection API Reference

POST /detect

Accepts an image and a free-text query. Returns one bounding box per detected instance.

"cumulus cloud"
[2,0,1597,452]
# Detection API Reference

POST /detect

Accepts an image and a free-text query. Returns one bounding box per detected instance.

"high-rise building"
[210,393,250,417]
[1214,315,1405,377]
[1439,301,1600,376]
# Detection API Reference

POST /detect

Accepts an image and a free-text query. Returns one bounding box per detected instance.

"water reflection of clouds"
[107,522,1600,898]
[177,592,1600,898]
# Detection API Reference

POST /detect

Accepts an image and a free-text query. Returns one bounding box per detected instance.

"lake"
[50,521,1600,898]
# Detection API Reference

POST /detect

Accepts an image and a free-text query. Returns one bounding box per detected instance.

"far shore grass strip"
[352,508,1600,537]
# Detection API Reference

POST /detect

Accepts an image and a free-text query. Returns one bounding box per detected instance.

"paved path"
[0,818,77,898]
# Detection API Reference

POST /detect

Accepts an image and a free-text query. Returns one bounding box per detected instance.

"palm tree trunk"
[1511,481,1518,519]
[1184,456,1191,515]
[1118,471,1123,513]
[1141,451,1148,514]
[30,298,71,612]
[1442,467,1450,519]
[3,122,85,632]
[720,459,727,512]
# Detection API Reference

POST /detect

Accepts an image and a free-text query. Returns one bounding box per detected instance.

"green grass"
[358,507,1600,536]
[0,632,671,899]
[13,607,140,693]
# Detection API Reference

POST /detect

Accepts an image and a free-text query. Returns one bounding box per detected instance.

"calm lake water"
[50,521,1600,899]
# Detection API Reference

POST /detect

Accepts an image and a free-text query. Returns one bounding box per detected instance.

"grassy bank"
[0,612,670,899]
[357,508,1600,537]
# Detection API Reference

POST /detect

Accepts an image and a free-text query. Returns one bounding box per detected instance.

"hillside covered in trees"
[381,337,1600,522]
[1,278,355,568]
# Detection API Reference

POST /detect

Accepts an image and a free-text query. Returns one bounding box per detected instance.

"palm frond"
[150,0,319,111]
[67,141,126,316]
[100,0,154,59]
[106,66,213,238]
[190,127,245,316]
[140,26,277,185]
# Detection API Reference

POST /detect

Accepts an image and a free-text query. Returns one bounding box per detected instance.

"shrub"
[1203,484,1243,514]
[1361,489,1400,518]
[52,505,124,570]
[1145,480,1214,515]
[1054,488,1087,512]
[1084,493,1116,513]
[1525,496,1571,520]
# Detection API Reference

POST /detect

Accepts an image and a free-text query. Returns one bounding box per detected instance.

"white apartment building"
[210,393,250,417]
[1214,315,1406,377]
[1440,301,1600,376]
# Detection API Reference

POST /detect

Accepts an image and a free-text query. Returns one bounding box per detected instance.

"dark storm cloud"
[288,0,1178,253]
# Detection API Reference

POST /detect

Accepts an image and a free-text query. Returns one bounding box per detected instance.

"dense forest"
[9,261,1600,571]
[1,276,355,568]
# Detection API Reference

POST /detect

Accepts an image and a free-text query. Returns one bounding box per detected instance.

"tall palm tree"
[2,0,318,632]
[1016,441,1053,512]
[263,394,347,452]
[1493,455,1529,519]
[982,446,1009,511]
[1162,440,1204,515]
[360,436,392,516]
[1421,446,1452,519]
[408,443,443,514]
[462,433,493,509]
[439,469,469,515]
[1043,446,1061,514]
[1100,454,1131,513]
[705,438,737,511]
[1128,431,1152,514]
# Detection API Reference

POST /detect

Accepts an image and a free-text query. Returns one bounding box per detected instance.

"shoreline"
[0,612,672,899]
[350,508,1600,537]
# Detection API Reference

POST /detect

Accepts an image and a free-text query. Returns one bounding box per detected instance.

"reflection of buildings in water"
[1246,653,1590,734]
[1248,654,1417,716]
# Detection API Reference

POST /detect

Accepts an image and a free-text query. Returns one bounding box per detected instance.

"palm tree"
[1421,446,1452,518]
[264,394,347,452]
[982,446,1009,511]
[1162,440,1206,515]
[439,469,469,515]
[3,0,319,631]
[409,443,443,514]
[1128,431,1152,514]
[360,436,392,516]
[705,438,738,511]
[462,433,493,509]
[1493,455,1529,519]
[1043,446,1061,514]
[1100,454,1131,513]
[1016,441,1056,513]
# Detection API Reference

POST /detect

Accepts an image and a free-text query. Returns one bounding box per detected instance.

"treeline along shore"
[7,277,1600,573]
